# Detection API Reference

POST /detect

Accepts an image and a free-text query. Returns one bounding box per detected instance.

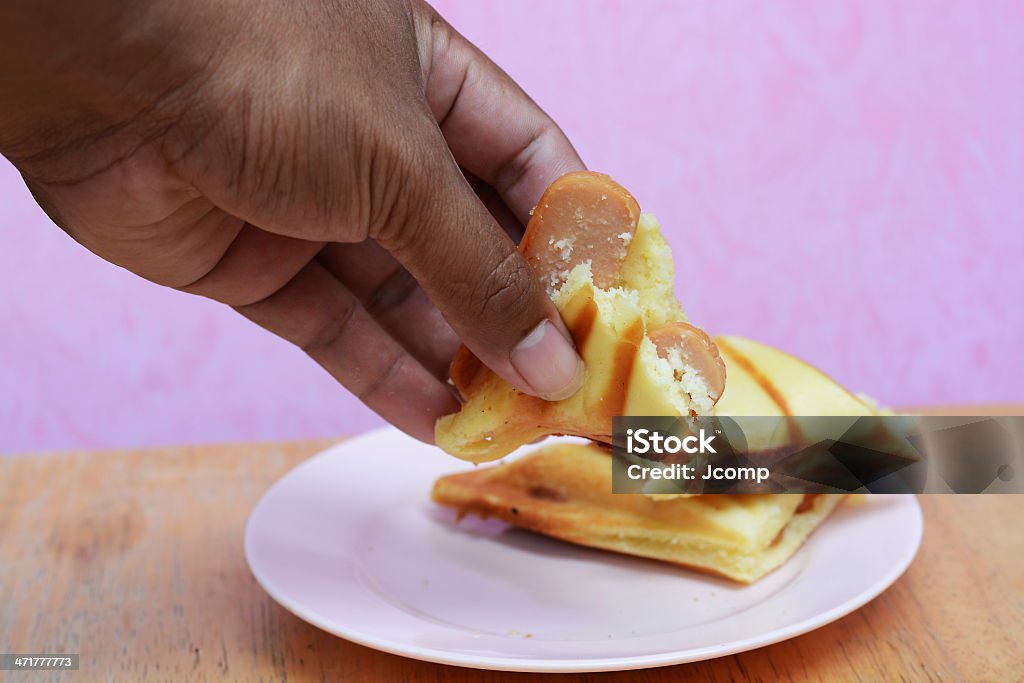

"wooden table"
[2,417,1022,681]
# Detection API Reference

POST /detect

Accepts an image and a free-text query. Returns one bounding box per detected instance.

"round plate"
[245,428,922,672]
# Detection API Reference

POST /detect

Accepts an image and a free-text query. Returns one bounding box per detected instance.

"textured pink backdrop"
[2,1,1022,456]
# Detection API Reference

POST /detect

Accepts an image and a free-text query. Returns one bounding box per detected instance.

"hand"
[0,0,586,442]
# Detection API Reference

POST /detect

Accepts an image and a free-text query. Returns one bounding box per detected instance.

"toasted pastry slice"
[436,172,725,462]
[433,335,879,582]
[712,335,882,454]
[714,335,880,419]
[432,442,846,583]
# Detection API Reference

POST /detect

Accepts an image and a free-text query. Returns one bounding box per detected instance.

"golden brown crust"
[433,474,740,581]
[432,443,847,583]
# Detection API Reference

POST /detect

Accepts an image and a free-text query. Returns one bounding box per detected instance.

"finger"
[415,4,586,224]
[465,170,524,242]
[181,221,325,305]
[234,260,460,443]
[28,166,326,305]
[28,175,248,290]
[376,126,584,402]
[316,241,460,379]
[163,13,584,403]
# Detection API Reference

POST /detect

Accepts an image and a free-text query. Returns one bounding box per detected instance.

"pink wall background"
[2,1,1022,456]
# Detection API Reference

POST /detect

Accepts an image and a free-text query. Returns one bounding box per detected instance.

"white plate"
[245,428,923,673]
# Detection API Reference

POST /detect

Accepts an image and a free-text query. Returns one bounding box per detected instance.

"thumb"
[378,133,584,402]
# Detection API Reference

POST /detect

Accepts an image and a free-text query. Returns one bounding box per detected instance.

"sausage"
[648,322,727,401]
[519,171,640,290]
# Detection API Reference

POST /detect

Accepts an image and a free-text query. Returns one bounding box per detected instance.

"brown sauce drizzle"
[568,298,598,356]
[449,346,483,394]
[605,321,645,419]
[795,494,818,514]
[716,338,800,443]
[563,294,644,430]
[527,485,567,502]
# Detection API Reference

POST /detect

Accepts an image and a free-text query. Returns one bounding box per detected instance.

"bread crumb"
[552,237,575,261]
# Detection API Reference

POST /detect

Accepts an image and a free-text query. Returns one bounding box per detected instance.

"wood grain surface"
[1,416,1022,682]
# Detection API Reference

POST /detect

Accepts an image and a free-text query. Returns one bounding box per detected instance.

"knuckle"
[297,296,359,355]
[362,122,440,248]
[492,124,548,195]
[363,267,419,319]
[363,144,416,246]
[467,249,536,326]
[363,110,449,248]
[353,352,409,404]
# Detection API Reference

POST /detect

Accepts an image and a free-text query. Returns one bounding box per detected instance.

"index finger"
[413,2,586,224]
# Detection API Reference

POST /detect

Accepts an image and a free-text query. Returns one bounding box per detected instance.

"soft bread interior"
[436,212,717,461]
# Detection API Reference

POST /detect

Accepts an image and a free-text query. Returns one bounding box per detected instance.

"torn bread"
[433,334,880,583]
[436,172,725,462]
